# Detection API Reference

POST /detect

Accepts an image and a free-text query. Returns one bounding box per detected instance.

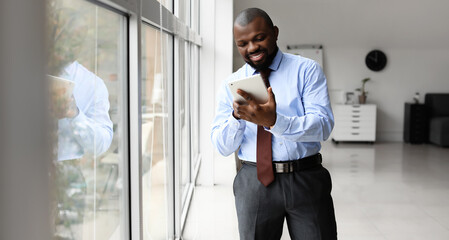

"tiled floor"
[183,141,449,240]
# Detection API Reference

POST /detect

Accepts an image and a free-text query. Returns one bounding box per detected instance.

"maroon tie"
[257,68,274,187]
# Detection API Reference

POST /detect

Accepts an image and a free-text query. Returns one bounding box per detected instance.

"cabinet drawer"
[333,130,375,136]
[333,126,375,133]
[334,105,376,115]
[334,121,376,128]
[335,114,375,121]
[332,132,376,141]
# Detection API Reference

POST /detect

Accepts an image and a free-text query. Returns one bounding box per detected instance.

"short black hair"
[234,8,274,28]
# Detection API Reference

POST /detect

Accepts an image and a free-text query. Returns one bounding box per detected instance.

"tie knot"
[259,68,272,81]
[259,68,272,87]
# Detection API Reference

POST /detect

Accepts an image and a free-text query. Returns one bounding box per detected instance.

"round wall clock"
[365,50,387,71]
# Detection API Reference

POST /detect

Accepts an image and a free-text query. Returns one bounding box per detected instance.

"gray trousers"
[233,162,337,240]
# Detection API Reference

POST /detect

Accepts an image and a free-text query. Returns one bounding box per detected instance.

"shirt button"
[279,142,283,145]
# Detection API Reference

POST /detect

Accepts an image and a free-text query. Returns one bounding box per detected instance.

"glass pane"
[178,39,190,206]
[157,0,173,12]
[185,0,191,27]
[176,0,190,26]
[46,0,126,239]
[191,45,199,169]
[191,0,199,32]
[141,24,172,240]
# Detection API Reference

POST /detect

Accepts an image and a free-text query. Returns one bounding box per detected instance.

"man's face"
[234,16,279,70]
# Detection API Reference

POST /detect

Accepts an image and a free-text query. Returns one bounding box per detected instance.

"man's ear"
[273,26,279,40]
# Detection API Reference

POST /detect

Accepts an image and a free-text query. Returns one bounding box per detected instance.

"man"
[211,8,337,240]
[53,60,113,161]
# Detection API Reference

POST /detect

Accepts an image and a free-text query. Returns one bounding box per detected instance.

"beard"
[245,46,278,71]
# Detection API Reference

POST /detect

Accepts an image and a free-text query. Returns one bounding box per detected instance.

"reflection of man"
[47,2,114,238]
[53,61,113,160]
[211,8,337,240]
[50,61,113,238]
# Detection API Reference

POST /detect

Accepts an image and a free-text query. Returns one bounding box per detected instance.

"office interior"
[1,0,449,239]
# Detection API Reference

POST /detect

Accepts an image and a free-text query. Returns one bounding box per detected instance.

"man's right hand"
[232,87,277,128]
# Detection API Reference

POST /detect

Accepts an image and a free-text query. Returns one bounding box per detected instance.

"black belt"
[242,153,322,173]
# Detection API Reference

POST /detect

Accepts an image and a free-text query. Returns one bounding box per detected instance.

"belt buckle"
[287,162,294,173]
[275,162,294,173]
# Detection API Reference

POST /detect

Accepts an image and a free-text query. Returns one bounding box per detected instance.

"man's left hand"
[233,87,276,127]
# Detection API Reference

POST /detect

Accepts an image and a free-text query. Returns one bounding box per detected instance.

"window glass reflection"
[180,40,190,206]
[141,24,171,240]
[47,0,126,239]
[191,45,200,170]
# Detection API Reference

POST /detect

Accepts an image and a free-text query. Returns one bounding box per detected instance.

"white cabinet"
[332,104,377,143]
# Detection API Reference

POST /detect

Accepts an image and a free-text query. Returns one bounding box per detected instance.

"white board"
[286,44,323,69]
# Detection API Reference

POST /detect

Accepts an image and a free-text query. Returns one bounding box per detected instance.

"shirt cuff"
[228,113,246,131]
[268,112,289,136]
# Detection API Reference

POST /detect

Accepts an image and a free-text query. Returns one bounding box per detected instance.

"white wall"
[234,0,449,141]
[199,0,234,185]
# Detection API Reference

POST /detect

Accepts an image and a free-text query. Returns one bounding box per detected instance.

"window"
[141,24,173,240]
[45,0,201,239]
[46,0,127,238]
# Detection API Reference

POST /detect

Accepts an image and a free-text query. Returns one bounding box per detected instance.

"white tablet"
[48,75,75,100]
[228,74,269,103]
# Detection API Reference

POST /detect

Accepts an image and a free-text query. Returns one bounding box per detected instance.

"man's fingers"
[233,101,250,120]
[233,101,239,109]
[237,89,253,102]
[233,102,240,117]
[237,89,256,104]
[267,87,276,104]
[234,101,248,119]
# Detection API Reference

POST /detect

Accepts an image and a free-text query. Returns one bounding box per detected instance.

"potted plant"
[356,78,371,104]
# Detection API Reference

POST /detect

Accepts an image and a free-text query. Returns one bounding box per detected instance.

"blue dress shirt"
[211,50,334,162]
[57,61,113,161]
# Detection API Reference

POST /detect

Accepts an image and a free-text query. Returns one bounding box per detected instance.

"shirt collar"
[248,48,283,75]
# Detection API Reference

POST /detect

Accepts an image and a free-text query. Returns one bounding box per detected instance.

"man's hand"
[233,87,276,127]
[50,92,79,119]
